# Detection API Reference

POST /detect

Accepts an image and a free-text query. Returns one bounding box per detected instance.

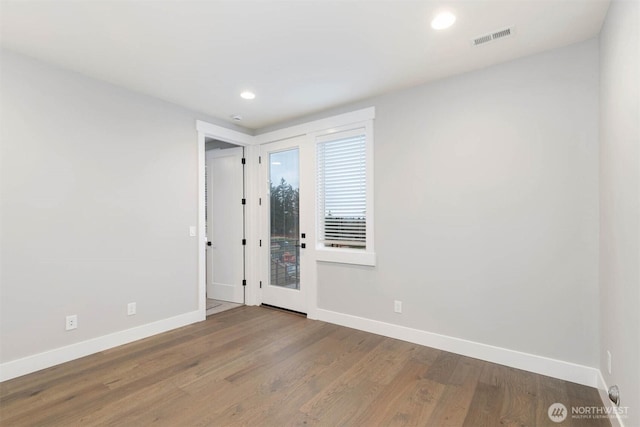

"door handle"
[207,242,212,246]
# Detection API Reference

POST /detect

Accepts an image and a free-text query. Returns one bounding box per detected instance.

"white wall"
[0,35,611,391]
[262,39,601,368]
[0,50,245,365]
[599,0,640,424]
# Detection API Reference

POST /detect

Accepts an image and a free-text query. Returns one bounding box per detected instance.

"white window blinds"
[317,129,367,248]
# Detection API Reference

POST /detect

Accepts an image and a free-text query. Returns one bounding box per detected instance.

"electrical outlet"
[127,302,137,316]
[394,300,402,313]
[607,350,612,375]
[66,315,78,331]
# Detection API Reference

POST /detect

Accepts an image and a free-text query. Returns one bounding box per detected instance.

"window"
[315,123,375,266]
[317,129,366,248]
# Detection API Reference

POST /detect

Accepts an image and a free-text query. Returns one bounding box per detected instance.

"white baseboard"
[0,306,609,400]
[316,308,600,388]
[0,310,205,382]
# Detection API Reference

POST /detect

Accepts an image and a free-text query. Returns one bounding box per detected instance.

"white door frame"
[196,107,373,320]
[196,121,255,319]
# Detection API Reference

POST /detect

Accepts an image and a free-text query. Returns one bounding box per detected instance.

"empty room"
[0,0,638,426]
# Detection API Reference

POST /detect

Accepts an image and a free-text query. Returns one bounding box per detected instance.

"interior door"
[261,137,310,313]
[206,147,244,304]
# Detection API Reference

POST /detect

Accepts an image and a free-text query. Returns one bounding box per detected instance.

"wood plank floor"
[0,306,609,426]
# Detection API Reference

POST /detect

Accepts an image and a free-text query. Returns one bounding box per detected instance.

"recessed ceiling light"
[431,11,456,30]
[240,91,255,100]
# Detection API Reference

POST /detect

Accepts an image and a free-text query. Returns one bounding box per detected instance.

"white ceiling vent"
[472,26,515,46]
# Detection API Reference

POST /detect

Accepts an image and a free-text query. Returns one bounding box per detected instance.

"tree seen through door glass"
[269,149,300,290]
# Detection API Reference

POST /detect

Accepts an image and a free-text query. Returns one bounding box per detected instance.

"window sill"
[315,248,376,267]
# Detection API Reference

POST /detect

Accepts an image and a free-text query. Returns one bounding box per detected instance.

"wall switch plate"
[189,226,196,237]
[394,300,402,313]
[66,315,78,330]
[127,302,137,316]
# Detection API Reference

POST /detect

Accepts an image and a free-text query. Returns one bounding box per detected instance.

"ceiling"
[0,0,610,131]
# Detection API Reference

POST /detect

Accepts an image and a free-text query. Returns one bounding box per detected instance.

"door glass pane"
[269,149,300,290]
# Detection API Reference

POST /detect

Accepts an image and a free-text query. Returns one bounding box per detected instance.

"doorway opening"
[205,137,245,316]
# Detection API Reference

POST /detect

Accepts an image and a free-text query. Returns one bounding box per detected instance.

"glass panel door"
[269,149,300,290]
[261,136,308,314]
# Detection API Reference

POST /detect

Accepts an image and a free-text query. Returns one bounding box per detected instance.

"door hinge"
[241,158,246,165]
[242,279,247,287]
[241,198,246,205]
[258,156,262,164]
[259,281,262,289]
[259,197,262,206]
[242,239,247,246]
[259,239,262,247]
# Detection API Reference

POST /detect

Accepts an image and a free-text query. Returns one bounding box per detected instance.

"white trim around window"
[256,107,376,267]
[312,120,376,266]
[254,107,375,145]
